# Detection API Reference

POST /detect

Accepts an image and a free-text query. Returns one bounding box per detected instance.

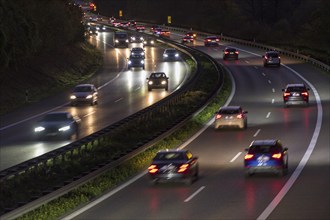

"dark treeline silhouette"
[95,0,330,64]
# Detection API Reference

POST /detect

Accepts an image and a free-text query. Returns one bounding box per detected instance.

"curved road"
[0,30,191,170]
[66,30,329,219]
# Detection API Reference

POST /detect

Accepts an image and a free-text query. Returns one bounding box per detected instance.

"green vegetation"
[0,0,102,115]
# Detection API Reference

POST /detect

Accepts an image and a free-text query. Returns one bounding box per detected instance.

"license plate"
[293,93,300,96]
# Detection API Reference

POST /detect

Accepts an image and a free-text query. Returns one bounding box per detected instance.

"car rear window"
[249,145,280,154]
[268,53,279,58]
[154,152,185,161]
[219,109,240,114]
[226,48,236,52]
[286,86,306,92]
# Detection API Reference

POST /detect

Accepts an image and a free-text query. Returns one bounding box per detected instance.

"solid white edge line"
[268,80,272,84]
[61,171,148,220]
[230,152,242,163]
[184,186,206,202]
[257,64,323,220]
[115,97,123,103]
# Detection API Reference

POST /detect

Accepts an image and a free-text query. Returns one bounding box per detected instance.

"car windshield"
[219,108,240,114]
[43,113,69,121]
[116,33,127,38]
[165,49,176,53]
[150,73,166,78]
[286,86,306,92]
[249,145,280,154]
[74,86,92,92]
[154,152,185,161]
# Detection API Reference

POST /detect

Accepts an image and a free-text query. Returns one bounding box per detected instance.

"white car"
[214,106,248,130]
[70,84,98,106]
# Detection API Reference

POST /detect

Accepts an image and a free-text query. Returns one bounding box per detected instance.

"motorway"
[0,30,191,170]
[65,30,329,219]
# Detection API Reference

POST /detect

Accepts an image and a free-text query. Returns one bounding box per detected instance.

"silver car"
[214,106,248,130]
[262,51,281,67]
[70,84,98,106]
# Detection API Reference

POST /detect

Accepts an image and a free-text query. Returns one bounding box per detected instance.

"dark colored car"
[282,83,310,106]
[114,32,129,48]
[204,36,220,46]
[262,51,281,67]
[223,47,239,60]
[128,55,145,70]
[146,72,169,91]
[70,84,98,106]
[214,106,247,130]
[135,25,145,32]
[130,35,144,43]
[130,47,145,58]
[182,35,194,44]
[148,149,199,185]
[185,32,197,39]
[34,112,81,140]
[244,139,288,177]
[143,37,156,47]
[163,48,180,61]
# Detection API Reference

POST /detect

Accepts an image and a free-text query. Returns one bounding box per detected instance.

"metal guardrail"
[140,23,330,72]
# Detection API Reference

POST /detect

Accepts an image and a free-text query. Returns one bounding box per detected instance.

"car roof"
[266,51,279,54]
[250,139,278,146]
[150,72,166,75]
[75,84,94,87]
[286,83,306,87]
[206,36,218,38]
[220,106,241,110]
[165,48,176,51]
[131,47,144,50]
[157,149,188,154]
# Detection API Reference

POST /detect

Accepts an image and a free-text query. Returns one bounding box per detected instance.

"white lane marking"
[115,98,123,103]
[254,66,258,69]
[268,80,272,84]
[257,64,323,220]
[184,186,206,202]
[271,99,275,104]
[83,111,95,118]
[230,152,242,163]
[245,60,250,64]
[262,72,266,76]
[134,87,140,91]
[266,112,271,118]
[253,129,261,137]
[61,171,148,220]
[272,88,275,93]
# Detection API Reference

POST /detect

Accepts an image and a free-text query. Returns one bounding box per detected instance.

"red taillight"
[272,153,282,159]
[237,114,243,119]
[207,39,211,42]
[301,92,308,96]
[235,51,239,54]
[178,164,190,173]
[244,154,254,160]
[148,165,158,173]
[224,51,229,54]
[284,92,290,97]
[215,114,222,119]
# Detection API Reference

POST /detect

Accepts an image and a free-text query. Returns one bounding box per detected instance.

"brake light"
[178,164,190,173]
[216,39,219,42]
[215,114,222,119]
[235,51,239,54]
[284,92,290,97]
[272,153,282,159]
[148,165,158,173]
[224,51,229,54]
[301,92,308,96]
[237,114,243,119]
[244,154,254,160]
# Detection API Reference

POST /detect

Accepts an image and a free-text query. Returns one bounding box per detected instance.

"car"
[129,20,136,26]
[214,106,247,130]
[159,30,171,38]
[223,47,239,60]
[96,24,106,32]
[135,25,145,32]
[148,149,199,185]
[143,37,156,47]
[163,48,180,61]
[120,22,130,29]
[96,15,103,21]
[244,139,289,177]
[108,17,116,23]
[70,84,98,106]
[34,112,81,140]
[112,21,121,27]
[182,35,194,44]
[185,32,197,39]
[130,35,144,43]
[130,47,145,58]
[127,54,145,70]
[282,83,310,106]
[262,51,281,67]
[114,32,129,47]
[150,25,160,33]
[146,72,169,91]
[153,27,162,35]
[87,26,98,36]
[204,36,220,46]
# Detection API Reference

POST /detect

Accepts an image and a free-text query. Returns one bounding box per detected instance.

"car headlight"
[34,126,45,132]
[128,60,132,64]
[96,27,100,30]
[175,53,179,57]
[131,37,136,41]
[115,39,119,43]
[143,41,147,44]
[59,125,70,132]
[141,60,144,64]
[125,39,129,43]
[86,95,93,99]
[161,80,167,85]
[141,52,145,56]
[148,81,153,85]
[140,37,144,41]
[150,40,154,44]
[70,95,76,100]
[163,54,168,57]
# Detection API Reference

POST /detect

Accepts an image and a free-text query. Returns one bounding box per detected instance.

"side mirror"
[307,88,310,90]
